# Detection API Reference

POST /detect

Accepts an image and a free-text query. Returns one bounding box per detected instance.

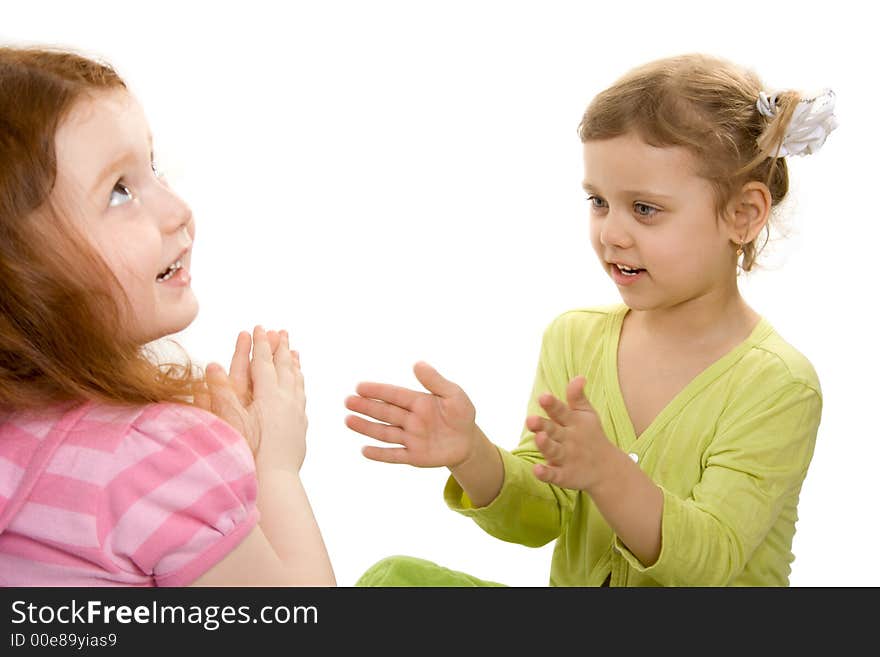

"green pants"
[355,555,507,587]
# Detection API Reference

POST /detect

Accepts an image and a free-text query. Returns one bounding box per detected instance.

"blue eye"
[634,202,659,219]
[109,180,133,207]
[586,194,607,209]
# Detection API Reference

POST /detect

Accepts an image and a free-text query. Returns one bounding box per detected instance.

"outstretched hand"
[344,361,478,468]
[528,375,612,492]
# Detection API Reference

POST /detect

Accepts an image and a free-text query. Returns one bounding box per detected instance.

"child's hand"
[202,326,307,474]
[529,375,612,491]
[195,328,286,413]
[345,361,478,468]
[226,329,283,407]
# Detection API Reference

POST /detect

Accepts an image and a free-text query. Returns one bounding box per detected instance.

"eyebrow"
[90,135,154,198]
[581,181,676,201]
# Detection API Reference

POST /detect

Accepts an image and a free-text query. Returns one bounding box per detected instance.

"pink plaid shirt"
[0,401,258,586]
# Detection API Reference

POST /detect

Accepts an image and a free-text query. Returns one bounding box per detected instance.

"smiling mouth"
[156,259,183,282]
[612,263,645,276]
[156,247,189,282]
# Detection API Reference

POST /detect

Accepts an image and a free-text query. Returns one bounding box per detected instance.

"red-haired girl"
[0,47,334,586]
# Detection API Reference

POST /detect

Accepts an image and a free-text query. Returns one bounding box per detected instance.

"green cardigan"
[444,304,822,586]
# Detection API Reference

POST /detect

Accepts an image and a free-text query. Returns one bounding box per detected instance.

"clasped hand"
[194,326,307,474]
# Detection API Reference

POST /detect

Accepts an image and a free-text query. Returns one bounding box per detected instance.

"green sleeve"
[613,382,822,586]
[444,315,579,547]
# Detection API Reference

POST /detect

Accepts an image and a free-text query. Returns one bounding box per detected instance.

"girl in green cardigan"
[344,53,837,586]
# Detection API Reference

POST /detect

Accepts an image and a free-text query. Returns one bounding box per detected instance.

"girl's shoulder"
[744,323,821,396]
[1,401,256,586]
[82,402,253,472]
[121,402,246,449]
[1,400,251,474]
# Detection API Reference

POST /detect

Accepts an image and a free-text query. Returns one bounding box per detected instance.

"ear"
[724,181,772,245]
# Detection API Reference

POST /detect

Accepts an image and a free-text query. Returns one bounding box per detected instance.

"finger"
[538,392,572,427]
[267,329,280,354]
[193,379,211,411]
[206,363,245,426]
[206,365,256,451]
[534,430,563,465]
[566,376,593,412]
[412,361,459,398]
[361,445,415,465]
[525,414,558,439]
[290,349,305,389]
[533,462,561,485]
[274,331,295,388]
[205,362,228,388]
[344,414,408,445]
[290,349,304,395]
[250,325,277,396]
[354,381,421,411]
[345,395,409,428]
[229,331,252,404]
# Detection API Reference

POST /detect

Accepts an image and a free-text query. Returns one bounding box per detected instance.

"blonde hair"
[578,53,802,271]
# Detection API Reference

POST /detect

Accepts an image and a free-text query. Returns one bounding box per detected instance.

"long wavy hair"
[1,46,203,410]
[578,53,802,272]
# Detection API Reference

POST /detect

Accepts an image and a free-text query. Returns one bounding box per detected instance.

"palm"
[345,361,479,468]
[403,392,475,467]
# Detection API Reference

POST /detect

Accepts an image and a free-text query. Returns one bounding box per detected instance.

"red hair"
[1,46,203,410]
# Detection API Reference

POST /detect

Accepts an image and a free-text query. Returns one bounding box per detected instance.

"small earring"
[736,242,744,257]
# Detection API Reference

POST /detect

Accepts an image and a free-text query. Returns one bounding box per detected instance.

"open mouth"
[613,263,645,277]
[156,248,189,283]
[156,259,183,282]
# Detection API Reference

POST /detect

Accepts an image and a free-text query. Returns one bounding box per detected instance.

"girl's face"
[53,90,197,344]
[584,133,738,311]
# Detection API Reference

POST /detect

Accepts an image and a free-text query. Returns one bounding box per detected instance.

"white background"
[4,0,877,587]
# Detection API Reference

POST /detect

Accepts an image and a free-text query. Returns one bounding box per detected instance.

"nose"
[155,184,193,236]
[598,207,633,250]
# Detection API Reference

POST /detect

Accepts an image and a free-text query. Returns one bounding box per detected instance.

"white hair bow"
[756,89,838,157]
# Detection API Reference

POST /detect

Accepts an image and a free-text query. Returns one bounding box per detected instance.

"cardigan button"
[628,452,639,463]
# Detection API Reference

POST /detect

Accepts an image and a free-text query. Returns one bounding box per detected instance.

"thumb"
[566,376,594,412]
[206,364,257,452]
[193,379,211,411]
[206,363,244,418]
[413,361,459,398]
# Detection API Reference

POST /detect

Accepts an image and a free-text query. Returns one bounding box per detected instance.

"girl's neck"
[626,288,759,348]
